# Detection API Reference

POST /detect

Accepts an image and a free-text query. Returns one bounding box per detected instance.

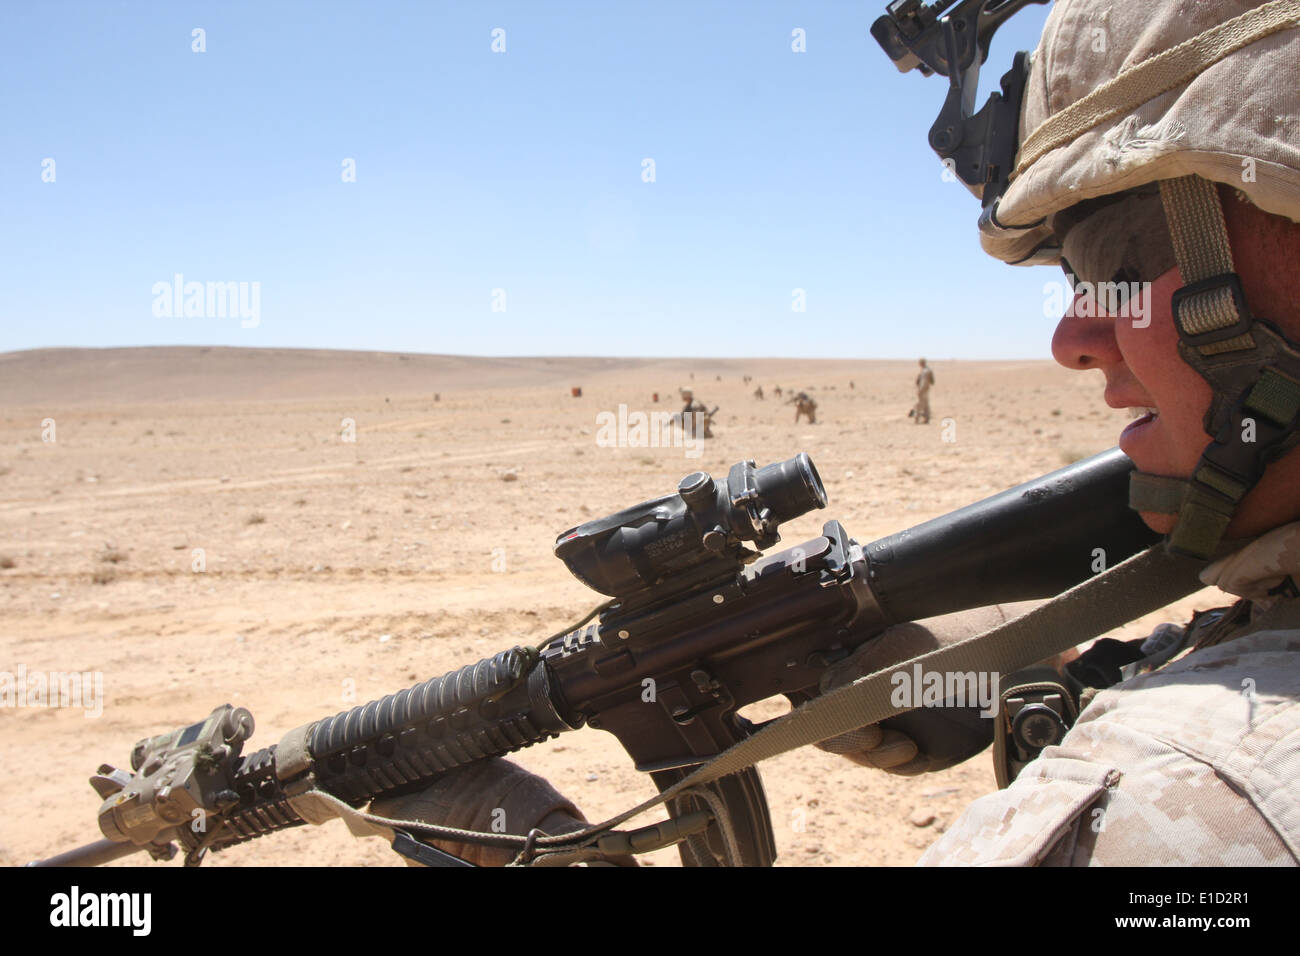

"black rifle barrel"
[861,447,1160,624]
[28,838,151,867]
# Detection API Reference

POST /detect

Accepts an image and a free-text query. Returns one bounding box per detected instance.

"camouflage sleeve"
[917,629,1300,866]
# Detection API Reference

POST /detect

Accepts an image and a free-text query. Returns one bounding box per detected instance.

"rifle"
[33,448,1162,868]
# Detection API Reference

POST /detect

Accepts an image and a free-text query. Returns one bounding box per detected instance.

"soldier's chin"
[1137,510,1177,535]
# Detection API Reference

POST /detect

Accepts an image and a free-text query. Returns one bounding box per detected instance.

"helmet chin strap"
[1128,176,1300,560]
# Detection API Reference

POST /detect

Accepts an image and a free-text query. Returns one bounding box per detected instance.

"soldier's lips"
[1120,407,1160,458]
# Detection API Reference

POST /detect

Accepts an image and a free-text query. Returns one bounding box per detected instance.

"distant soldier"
[753,385,764,400]
[789,391,817,425]
[680,395,717,439]
[912,358,935,424]
[773,385,783,399]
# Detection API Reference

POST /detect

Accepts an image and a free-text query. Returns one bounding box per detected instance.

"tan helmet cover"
[983,0,1300,265]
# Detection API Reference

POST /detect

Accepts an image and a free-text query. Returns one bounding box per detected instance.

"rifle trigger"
[807,648,850,668]
[595,810,715,855]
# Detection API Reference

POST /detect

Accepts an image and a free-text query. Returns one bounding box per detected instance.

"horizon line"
[0,344,1053,363]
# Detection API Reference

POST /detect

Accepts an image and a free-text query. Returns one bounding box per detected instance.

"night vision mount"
[872,0,1049,217]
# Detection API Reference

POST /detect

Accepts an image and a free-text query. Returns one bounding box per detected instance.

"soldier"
[374,0,1300,866]
[822,0,1300,865]
[912,359,934,424]
[679,391,716,440]
[754,385,764,400]
[773,385,783,399]
[789,391,817,425]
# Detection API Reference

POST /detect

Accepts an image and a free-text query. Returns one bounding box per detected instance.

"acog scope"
[554,453,826,602]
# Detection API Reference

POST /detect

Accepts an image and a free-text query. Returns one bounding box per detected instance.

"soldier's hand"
[815,602,1043,775]
[368,757,636,866]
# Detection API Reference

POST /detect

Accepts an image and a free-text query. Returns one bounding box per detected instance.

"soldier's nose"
[1052,295,1122,371]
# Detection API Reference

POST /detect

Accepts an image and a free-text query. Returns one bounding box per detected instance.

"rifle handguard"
[296,647,573,803]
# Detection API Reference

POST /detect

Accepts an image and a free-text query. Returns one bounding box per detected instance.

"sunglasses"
[1051,187,1178,307]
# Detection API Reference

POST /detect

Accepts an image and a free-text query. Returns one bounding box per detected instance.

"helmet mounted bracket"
[872,0,1049,211]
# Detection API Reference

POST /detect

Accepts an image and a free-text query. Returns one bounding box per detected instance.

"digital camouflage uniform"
[920,523,1300,866]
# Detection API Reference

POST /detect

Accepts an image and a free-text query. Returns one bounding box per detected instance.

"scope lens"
[755,452,827,524]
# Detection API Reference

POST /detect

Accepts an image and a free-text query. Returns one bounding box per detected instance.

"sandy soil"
[0,347,1229,867]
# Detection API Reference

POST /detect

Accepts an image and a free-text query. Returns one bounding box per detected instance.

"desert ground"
[0,347,1230,867]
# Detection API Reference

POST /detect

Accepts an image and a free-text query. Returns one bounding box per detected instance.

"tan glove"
[369,757,634,866]
[815,601,1044,774]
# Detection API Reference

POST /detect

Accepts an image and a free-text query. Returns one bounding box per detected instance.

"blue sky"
[1,1,1058,359]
